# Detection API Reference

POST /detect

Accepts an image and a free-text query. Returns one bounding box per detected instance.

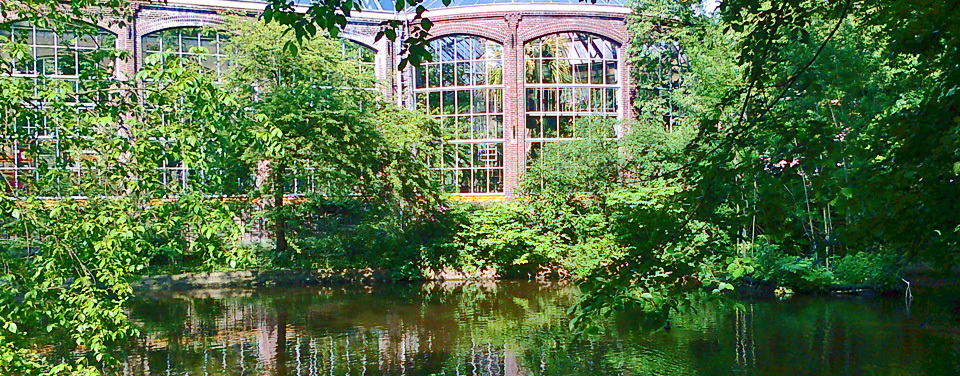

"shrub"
[830,251,903,288]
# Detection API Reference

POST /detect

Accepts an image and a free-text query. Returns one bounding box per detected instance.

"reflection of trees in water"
[123,286,960,375]
[123,286,535,375]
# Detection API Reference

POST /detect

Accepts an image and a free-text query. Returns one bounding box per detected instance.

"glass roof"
[255,0,625,13]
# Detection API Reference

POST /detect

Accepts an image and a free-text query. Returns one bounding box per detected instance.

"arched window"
[341,39,376,87]
[141,28,231,191]
[413,35,504,194]
[1,21,116,93]
[0,21,115,193]
[524,32,619,169]
[143,27,228,78]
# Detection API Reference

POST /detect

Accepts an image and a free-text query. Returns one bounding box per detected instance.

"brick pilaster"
[502,13,522,198]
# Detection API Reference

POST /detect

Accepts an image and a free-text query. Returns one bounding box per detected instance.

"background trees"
[571,0,960,322]
[216,16,443,263]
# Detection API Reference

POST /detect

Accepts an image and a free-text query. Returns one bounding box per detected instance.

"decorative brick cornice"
[136,12,226,37]
[426,18,508,43]
[517,16,628,45]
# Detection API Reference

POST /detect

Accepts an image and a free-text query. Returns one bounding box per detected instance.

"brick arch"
[426,21,507,45]
[1,17,119,36]
[340,34,378,52]
[137,15,225,37]
[518,19,628,46]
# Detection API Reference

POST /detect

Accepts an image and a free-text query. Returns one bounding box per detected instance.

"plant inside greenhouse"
[1,0,959,374]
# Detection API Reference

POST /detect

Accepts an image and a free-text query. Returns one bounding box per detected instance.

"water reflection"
[124,281,960,375]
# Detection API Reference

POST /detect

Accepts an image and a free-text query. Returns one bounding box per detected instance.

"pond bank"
[132,267,502,292]
[133,263,959,295]
[133,269,394,291]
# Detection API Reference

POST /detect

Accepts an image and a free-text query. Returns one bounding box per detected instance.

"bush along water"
[724,237,906,294]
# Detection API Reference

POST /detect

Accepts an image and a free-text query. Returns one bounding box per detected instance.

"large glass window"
[142,28,231,191]
[341,39,376,87]
[1,21,115,96]
[524,32,619,169]
[413,35,504,194]
[143,28,228,79]
[1,21,115,193]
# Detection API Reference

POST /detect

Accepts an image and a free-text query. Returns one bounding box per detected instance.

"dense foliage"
[573,0,958,323]
[0,10,442,376]
[4,0,960,372]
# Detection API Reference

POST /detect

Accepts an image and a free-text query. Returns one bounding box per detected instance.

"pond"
[124,281,960,375]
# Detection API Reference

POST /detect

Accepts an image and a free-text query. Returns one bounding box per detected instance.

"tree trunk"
[274,162,288,254]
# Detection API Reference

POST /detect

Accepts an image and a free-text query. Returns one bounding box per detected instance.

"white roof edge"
[161,0,632,20]
[423,3,631,17]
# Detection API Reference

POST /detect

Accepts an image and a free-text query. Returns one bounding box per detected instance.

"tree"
[575,0,960,325]
[218,16,442,257]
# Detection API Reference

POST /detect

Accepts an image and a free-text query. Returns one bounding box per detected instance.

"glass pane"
[456,61,470,86]
[35,30,56,46]
[526,88,539,112]
[591,88,604,112]
[201,55,218,73]
[57,48,76,75]
[474,169,487,193]
[429,64,440,87]
[543,89,557,112]
[574,63,589,84]
[527,59,540,84]
[199,37,217,54]
[472,89,486,114]
[473,62,485,85]
[36,47,55,75]
[458,170,471,193]
[489,89,502,113]
[143,35,161,52]
[542,59,554,84]
[13,26,34,45]
[415,66,427,89]
[544,117,557,138]
[456,116,470,139]
[490,115,502,138]
[441,63,454,86]
[456,90,470,115]
[557,60,572,84]
[527,142,542,167]
[558,88,572,112]
[429,91,441,114]
[488,61,502,84]
[473,116,487,138]
[526,116,541,139]
[606,88,617,112]
[606,60,618,84]
[442,91,455,115]
[415,93,426,109]
[591,61,604,84]
[559,116,574,138]
[490,169,503,192]
[77,34,98,48]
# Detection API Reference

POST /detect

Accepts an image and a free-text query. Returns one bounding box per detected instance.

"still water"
[125,281,960,375]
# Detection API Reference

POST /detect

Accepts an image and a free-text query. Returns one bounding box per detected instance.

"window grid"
[524,32,620,170]
[341,40,376,87]
[143,28,228,192]
[143,28,227,79]
[1,22,114,194]
[141,30,381,196]
[414,35,504,194]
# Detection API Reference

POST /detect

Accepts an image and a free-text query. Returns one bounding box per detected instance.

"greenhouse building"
[0,0,658,199]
